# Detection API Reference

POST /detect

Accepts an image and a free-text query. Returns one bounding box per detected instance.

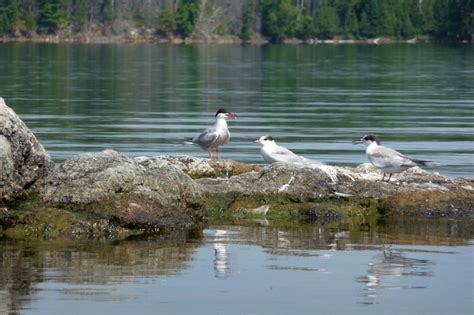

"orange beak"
[227,112,237,119]
[354,139,364,144]
[255,139,262,145]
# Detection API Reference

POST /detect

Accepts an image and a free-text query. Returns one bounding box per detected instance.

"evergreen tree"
[241,3,255,41]
[38,0,67,34]
[400,12,415,38]
[420,0,435,35]
[103,0,116,22]
[0,0,21,35]
[0,0,470,41]
[359,10,371,37]
[176,0,201,38]
[433,0,450,38]
[158,9,177,35]
[335,0,359,38]
[347,9,359,38]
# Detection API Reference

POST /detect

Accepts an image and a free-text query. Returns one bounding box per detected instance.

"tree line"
[0,0,472,42]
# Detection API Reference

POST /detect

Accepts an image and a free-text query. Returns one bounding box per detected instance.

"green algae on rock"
[197,162,474,221]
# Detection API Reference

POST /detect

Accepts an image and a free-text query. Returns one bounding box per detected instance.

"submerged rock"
[0,98,54,202]
[41,150,205,230]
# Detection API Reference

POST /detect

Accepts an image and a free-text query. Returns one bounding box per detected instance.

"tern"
[186,109,237,159]
[354,134,433,182]
[255,135,310,164]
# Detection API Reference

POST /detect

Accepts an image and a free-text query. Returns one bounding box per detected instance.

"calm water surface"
[1,218,473,315]
[0,43,473,314]
[0,43,473,177]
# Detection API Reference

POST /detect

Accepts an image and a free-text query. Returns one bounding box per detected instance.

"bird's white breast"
[261,146,277,163]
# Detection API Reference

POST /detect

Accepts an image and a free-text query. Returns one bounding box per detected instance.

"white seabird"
[354,134,433,182]
[255,135,322,165]
[186,108,237,159]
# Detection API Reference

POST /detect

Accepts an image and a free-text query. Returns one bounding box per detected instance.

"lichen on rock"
[158,156,261,179]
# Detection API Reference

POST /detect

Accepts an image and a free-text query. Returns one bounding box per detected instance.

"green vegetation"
[0,0,471,42]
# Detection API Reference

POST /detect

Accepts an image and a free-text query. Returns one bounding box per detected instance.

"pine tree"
[38,0,67,34]
[348,9,359,38]
[0,0,21,35]
[433,0,449,38]
[176,0,201,38]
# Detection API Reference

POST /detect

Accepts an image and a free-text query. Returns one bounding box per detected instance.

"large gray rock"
[41,150,205,230]
[0,98,54,202]
[197,162,474,217]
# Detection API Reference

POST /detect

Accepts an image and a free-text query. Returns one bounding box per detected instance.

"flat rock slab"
[196,162,474,217]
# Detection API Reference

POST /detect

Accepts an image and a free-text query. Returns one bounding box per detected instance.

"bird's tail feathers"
[411,158,435,167]
[184,137,195,145]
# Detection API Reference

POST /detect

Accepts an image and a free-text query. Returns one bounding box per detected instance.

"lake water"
[0,43,473,177]
[1,218,473,315]
[0,43,473,314]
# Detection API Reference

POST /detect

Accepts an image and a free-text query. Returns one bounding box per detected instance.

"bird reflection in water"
[357,248,433,303]
[212,229,233,279]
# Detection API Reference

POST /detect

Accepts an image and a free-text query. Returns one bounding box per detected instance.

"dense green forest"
[0,0,472,42]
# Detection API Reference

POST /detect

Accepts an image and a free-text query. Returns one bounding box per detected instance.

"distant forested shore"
[0,0,472,44]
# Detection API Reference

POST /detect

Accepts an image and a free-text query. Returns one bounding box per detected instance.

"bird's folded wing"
[273,147,306,162]
[372,147,414,167]
[194,127,220,147]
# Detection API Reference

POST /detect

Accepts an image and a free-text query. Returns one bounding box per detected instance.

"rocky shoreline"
[0,34,444,45]
[1,98,473,239]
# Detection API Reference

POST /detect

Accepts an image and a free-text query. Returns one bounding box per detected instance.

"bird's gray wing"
[371,146,415,168]
[193,126,219,148]
[272,147,306,163]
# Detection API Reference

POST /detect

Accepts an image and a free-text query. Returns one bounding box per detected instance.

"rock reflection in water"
[0,236,201,314]
[0,217,472,315]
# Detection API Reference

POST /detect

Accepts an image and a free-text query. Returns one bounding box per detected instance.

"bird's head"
[255,135,275,146]
[215,108,237,119]
[354,134,381,146]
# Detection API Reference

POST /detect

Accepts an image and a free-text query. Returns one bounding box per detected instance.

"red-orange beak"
[354,139,364,144]
[227,112,237,119]
[255,139,262,145]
